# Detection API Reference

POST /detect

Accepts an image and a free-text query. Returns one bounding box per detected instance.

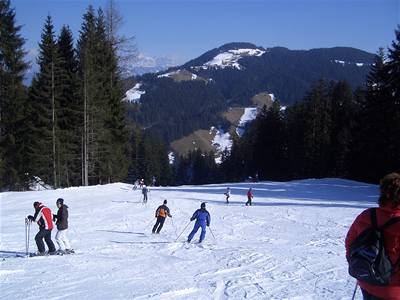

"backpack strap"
[369,207,400,230]
[370,208,400,271]
[379,216,400,230]
[370,208,378,229]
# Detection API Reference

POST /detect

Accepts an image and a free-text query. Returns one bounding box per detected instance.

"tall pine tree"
[0,0,29,190]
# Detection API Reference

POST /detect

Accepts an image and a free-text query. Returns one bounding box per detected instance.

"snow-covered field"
[1,179,378,299]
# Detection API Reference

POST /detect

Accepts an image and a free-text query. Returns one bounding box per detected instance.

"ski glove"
[27,215,34,221]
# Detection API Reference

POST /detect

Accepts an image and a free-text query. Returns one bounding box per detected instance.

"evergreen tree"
[328,81,356,177]
[350,49,394,182]
[0,0,29,190]
[26,15,63,187]
[57,25,81,186]
[253,102,286,180]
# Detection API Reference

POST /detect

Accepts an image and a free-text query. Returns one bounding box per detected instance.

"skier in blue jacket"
[187,202,211,243]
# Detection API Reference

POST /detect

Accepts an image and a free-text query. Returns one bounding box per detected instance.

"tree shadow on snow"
[97,230,146,235]
[111,200,142,204]
[0,250,28,258]
[179,197,374,210]
[155,181,378,206]
[110,240,178,245]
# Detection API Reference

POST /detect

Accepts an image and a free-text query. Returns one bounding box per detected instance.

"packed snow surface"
[196,48,266,70]
[1,179,377,299]
[123,83,146,103]
[236,107,258,137]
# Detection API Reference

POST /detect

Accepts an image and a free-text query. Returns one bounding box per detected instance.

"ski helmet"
[163,199,167,204]
[201,202,206,209]
[56,198,64,205]
[33,201,41,208]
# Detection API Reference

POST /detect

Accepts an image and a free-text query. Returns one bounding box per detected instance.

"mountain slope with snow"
[0,179,375,299]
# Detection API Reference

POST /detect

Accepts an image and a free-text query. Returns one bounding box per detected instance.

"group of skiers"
[224,187,254,206]
[26,198,73,256]
[151,199,211,244]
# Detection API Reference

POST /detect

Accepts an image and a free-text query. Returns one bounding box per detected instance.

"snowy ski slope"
[0,179,378,299]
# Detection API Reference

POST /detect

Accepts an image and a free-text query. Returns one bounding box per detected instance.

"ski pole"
[27,220,31,255]
[175,221,191,242]
[351,282,358,300]
[25,218,28,255]
[209,227,216,240]
[171,218,178,239]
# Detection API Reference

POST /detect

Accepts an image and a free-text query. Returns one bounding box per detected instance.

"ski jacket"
[345,205,400,299]
[33,203,54,230]
[190,208,210,226]
[247,190,253,198]
[225,190,231,197]
[54,204,69,230]
[142,187,148,195]
[155,205,171,218]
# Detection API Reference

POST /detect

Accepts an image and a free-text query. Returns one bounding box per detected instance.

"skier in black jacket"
[152,199,172,234]
[53,198,73,254]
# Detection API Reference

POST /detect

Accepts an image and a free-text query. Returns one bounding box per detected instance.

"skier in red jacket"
[27,202,56,255]
[345,173,400,300]
[245,188,253,206]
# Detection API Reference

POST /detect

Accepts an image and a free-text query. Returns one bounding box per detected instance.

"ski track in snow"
[0,179,378,299]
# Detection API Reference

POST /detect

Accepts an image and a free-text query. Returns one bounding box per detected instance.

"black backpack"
[348,208,400,285]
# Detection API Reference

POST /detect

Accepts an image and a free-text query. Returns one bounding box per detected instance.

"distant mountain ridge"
[124,42,375,152]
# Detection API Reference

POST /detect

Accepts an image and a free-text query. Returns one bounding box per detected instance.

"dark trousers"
[143,194,148,203]
[152,217,166,233]
[245,197,252,206]
[361,288,385,300]
[35,229,56,253]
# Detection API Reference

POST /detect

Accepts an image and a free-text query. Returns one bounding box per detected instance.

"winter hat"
[33,201,41,208]
[56,198,64,205]
[201,202,206,209]
[163,199,167,204]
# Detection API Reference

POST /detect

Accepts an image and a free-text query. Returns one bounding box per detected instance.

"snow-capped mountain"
[124,42,375,156]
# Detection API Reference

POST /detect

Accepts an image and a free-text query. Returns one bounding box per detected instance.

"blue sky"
[12,0,400,66]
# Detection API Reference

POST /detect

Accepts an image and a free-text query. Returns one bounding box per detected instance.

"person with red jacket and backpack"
[152,200,172,234]
[27,201,56,255]
[345,173,400,300]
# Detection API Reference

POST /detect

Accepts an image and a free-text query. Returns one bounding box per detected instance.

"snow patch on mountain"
[332,60,370,67]
[157,70,181,78]
[123,83,146,103]
[236,107,258,137]
[195,48,266,70]
[211,128,232,164]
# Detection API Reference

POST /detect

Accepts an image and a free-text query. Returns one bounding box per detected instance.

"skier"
[345,172,400,300]
[139,179,144,188]
[27,202,56,255]
[132,179,139,190]
[142,185,149,203]
[245,188,253,206]
[224,187,231,204]
[152,199,172,234]
[187,202,210,243]
[53,198,73,254]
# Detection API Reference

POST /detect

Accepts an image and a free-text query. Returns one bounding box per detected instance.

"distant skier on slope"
[142,185,149,203]
[245,188,253,206]
[27,202,56,255]
[187,202,210,243]
[224,187,231,204]
[53,198,73,254]
[152,199,172,234]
